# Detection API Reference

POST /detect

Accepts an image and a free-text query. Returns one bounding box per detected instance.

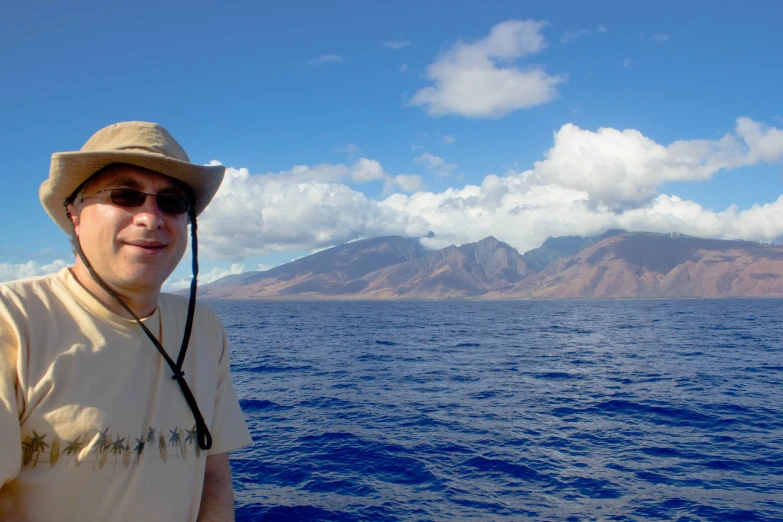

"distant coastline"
[193,230,783,300]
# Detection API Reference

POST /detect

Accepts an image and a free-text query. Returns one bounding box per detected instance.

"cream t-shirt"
[0,268,253,522]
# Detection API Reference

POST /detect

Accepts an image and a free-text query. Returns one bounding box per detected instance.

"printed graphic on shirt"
[21,425,203,469]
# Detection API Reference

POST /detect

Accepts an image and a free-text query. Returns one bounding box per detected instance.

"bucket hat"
[40,121,225,232]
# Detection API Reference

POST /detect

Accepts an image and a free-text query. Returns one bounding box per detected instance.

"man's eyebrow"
[104,177,143,189]
[104,177,185,196]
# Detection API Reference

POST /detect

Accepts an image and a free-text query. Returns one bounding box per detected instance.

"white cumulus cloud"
[394,174,425,193]
[0,260,68,283]
[533,117,783,207]
[410,19,565,118]
[194,118,783,263]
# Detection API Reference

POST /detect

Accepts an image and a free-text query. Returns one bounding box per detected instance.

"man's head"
[66,164,193,292]
[39,121,225,295]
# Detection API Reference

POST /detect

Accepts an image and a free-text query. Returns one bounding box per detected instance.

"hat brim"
[40,151,225,234]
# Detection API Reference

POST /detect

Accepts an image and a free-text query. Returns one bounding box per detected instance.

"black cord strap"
[66,205,213,450]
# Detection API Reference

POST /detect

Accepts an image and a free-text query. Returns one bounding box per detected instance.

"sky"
[2,0,782,290]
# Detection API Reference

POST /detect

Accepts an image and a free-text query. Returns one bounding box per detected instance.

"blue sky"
[2,1,782,287]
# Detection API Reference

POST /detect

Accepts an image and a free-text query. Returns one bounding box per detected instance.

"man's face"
[67,165,190,293]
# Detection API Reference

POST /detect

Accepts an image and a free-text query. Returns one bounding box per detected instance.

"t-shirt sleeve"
[0,295,22,487]
[207,318,252,456]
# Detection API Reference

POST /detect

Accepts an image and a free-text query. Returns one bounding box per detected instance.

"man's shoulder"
[0,269,67,304]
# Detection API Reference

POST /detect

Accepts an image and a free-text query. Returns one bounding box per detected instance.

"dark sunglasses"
[88,188,191,215]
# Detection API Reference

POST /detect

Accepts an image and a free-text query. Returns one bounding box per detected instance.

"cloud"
[394,174,424,193]
[225,157,385,186]
[308,55,343,65]
[165,263,245,291]
[410,19,565,118]
[197,165,426,260]
[621,58,633,68]
[0,260,68,283]
[400,64,408,72]
[533,117,783,207]
[561,24,608,43]
[351,158,385,182]
[383,40,411,49]
[335,143,361,160]
[653,33,670,42]
[561,28,592,44]
[196,118,783,261]
[415,152,457,176]
[441,135,456,144]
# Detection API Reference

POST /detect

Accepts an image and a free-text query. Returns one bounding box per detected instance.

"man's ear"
[65,202,80,235]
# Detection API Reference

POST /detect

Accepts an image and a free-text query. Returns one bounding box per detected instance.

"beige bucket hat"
[40,121,225,233]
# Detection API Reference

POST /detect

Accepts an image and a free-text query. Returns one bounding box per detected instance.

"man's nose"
[133,195,165,227]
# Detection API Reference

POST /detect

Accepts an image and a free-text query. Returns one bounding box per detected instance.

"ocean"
[211,299,783,521]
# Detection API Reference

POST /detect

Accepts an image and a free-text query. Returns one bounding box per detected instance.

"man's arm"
[197,453,236,522]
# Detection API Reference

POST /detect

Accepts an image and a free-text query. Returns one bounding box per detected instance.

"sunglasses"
[87,188,191,215]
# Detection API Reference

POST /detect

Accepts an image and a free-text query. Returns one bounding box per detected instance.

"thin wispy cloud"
[621,58,634,68]
[308,54,344,65]
[561,28,592,44]
[654,33,671,42]
[400,64,408,72]
[561,25,608,43]
[383,40,411,49]
[415,152,457,176]
[335,143,362,160]
[410,19,565,118]
[442,135,456,144]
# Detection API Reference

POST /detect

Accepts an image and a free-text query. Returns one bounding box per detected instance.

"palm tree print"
[93,427,111,470]
[30,430,49,468]
[169,428,182,458]
[185,425,200,458]
[21,436,33,466]
[64,437,85,467]
[20,424,205,468]
[146,427,156,448]
[134,437,145,463]
[110,436,126,467]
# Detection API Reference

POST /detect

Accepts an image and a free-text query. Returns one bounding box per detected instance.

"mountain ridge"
[193,231,783,299]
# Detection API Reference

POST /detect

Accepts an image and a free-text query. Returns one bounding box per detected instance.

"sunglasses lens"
[108,189,189,214]
[110,189,147,207]
[156,195,190,214]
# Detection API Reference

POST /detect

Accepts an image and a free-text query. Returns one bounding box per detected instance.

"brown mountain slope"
[197,236,427,299]
[353,236,532,298]
[493,233,783,298]
[196,235,532,299]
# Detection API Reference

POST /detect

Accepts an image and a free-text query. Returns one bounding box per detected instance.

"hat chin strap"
[65,204,213,451]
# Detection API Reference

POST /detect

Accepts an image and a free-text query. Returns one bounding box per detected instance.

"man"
[0,121,252,521]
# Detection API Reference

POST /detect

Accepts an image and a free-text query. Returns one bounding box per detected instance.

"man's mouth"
[126,241,167,252]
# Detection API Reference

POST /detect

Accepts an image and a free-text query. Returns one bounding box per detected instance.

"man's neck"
[70,263,160,319]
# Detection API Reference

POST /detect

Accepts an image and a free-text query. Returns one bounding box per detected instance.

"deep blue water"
[211,299,783,521]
